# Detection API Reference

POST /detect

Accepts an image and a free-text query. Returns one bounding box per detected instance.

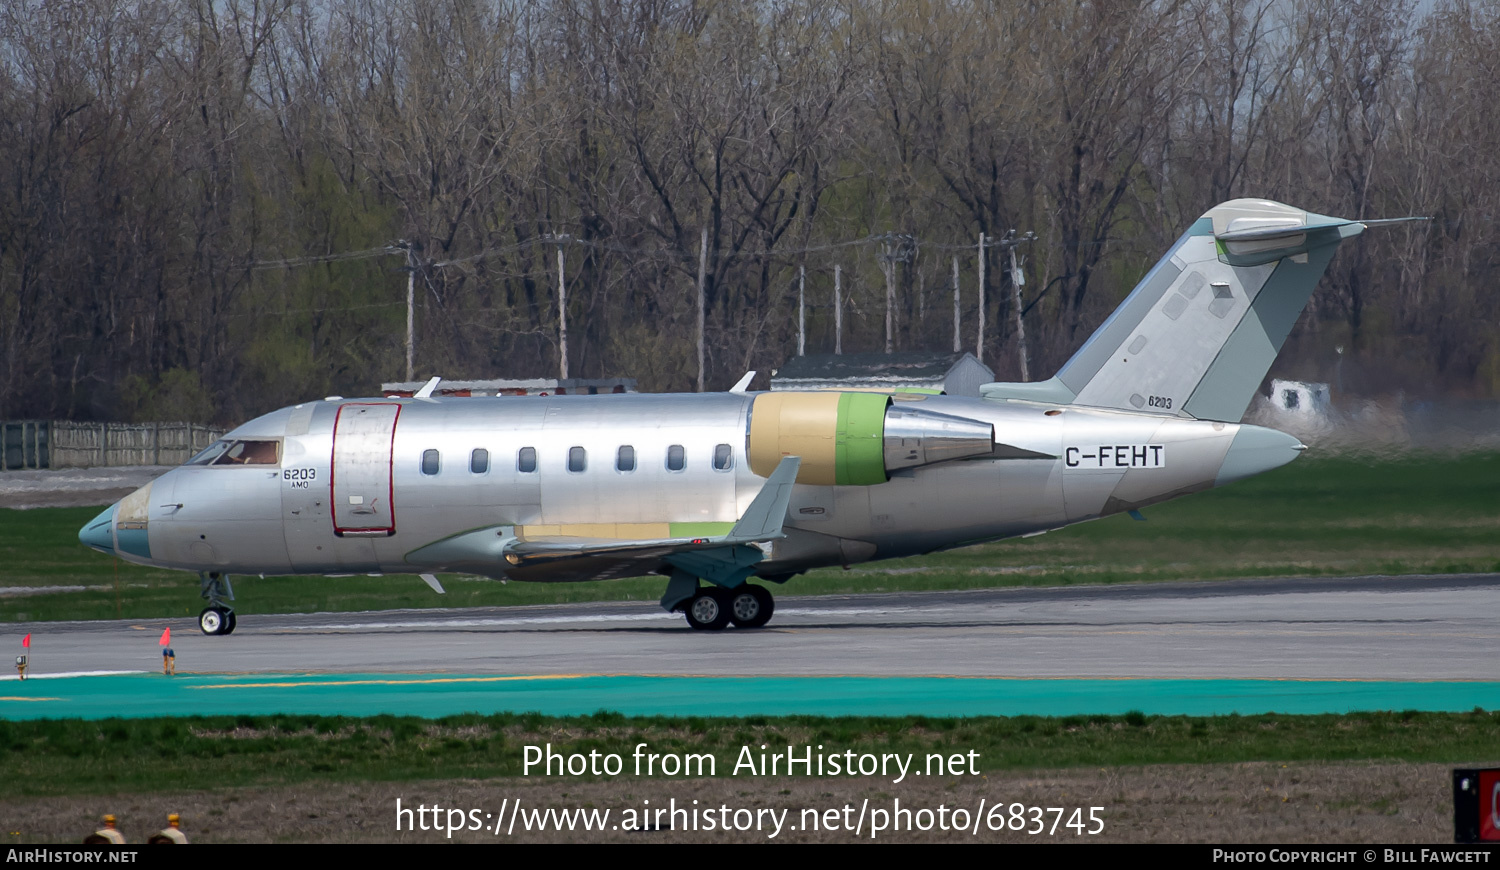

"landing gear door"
[331,403,400,536]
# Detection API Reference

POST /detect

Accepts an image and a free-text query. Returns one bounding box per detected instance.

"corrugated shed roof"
[774,351,975,381]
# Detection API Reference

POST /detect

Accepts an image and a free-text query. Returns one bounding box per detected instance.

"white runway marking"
[0,670,146,681]
[288,612,683,631]
[284,606,908,632]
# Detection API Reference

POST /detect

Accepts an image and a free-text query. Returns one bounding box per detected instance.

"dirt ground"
[0,466,168,511]
[1,761,1462,844]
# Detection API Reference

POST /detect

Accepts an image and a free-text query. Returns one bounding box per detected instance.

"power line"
[249,246,399,269]
[246,229,1068,274]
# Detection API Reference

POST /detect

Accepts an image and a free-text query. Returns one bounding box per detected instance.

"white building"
[1268,379,1331,417]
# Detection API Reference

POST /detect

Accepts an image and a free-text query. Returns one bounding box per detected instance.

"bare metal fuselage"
[100,390,1295,582]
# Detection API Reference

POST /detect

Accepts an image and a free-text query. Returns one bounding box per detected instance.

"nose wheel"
[198,607,236,636]
[197,572,237,635]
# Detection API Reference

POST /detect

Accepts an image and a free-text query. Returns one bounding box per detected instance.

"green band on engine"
[834,392,888,485]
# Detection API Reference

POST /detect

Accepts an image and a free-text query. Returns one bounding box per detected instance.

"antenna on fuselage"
[413,377,442,399]
[729,371,756,393]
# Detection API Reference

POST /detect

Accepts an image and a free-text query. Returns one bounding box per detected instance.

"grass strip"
[4,709,1500,797]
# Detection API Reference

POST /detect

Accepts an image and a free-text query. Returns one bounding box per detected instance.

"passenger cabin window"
[471,448,489,474]
[666,444,685,471]
[568,446,587,473]
[421,449,440,475]
[190,439,281,466]
[713,443,732,471]
[518,447,537,473]
[617,445,635,472]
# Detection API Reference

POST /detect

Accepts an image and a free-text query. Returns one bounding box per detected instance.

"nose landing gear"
[198,572,237,636]
[198,606,236,636]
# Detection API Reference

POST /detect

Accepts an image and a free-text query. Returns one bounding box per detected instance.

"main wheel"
[728,584,774,629]
[684,588,731,631]
[199,606,229,636]
[223,610,237,635]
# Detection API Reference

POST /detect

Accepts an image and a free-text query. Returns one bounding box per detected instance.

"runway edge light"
[1452,768,1500,843]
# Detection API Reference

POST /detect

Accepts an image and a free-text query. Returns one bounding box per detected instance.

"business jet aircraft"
[79,199,1410,634]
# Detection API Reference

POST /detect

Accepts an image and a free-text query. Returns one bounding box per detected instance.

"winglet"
[728,456,800,541]
[729,371,756,393]
[414,377,442,399]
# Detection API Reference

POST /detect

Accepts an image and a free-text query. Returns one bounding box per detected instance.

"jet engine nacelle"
[747,392,995,486]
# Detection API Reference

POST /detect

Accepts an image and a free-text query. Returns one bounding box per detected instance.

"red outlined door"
[331,403,400,536]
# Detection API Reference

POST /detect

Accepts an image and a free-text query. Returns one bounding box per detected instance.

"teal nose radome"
[79,505,117,554]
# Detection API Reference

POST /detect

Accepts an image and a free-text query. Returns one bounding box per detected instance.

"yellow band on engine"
[748,392,843,485]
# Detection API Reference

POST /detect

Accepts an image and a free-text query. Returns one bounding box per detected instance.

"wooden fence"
[1,421,225,470]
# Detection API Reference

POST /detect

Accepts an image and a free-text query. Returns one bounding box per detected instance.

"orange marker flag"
[158,628,170,646]
[21,634,29,648]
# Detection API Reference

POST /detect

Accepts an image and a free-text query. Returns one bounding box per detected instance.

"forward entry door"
[331,403,400,536]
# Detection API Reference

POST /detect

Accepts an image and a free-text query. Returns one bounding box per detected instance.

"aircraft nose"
[1215,426,1307,487]
[79,504,117,554]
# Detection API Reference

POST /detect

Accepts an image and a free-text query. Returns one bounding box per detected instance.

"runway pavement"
[7,573,1499,682]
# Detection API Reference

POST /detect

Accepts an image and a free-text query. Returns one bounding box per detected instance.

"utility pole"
[797,264,806,356]
[879,233,915,355]
[557,242,568,380]
[976,232,986,364]
[401,240,422,383]
[697,227,708,392]
[915,245,924,323]
[883,246,895,353]
[833,264,843,355]
[951,255,961,353]
[987,230,1037,381]
[406,251,415,382]
[1009,241,1029,382]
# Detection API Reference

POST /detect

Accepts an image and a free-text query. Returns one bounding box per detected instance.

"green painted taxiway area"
[4,673,1500,720]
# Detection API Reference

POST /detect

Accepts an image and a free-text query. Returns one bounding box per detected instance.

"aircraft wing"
[403,456,801,584]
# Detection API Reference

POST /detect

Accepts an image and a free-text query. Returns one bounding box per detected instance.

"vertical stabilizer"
[983,199,1367,422]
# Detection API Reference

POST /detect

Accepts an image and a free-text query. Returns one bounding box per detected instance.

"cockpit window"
[186,441,232,465]
[199,439,281,466]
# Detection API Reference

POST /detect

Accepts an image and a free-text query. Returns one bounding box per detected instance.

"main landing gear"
[682,584,775,631]
[198,571,237,636]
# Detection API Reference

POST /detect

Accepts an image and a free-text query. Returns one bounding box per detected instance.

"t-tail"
[983,198,1423,422]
